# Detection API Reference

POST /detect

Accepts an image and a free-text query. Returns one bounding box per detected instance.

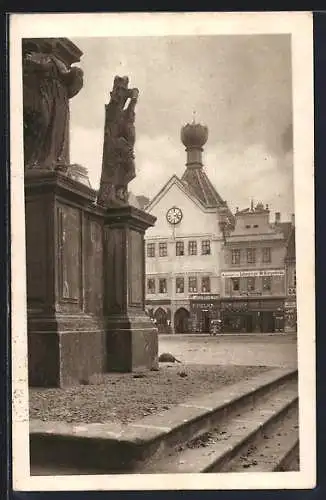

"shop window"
[201,240,211,255]
[247,277,255,291]
[159,278,167,294]
[147,278,156,294]
[247,248,256,264]
[188,240,197,255]
[176,277,184,293]
[231,249,240,265]
[159,242,168,257]
[188,276,197,293]
[202,277,211,293]
[262,276,272,291]
[231,278,240,291]
[262,247,271,263]
[176,241,184,256]
[147,243,155,258]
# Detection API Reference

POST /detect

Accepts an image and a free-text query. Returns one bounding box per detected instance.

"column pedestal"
[25,169,106,387]
[103,206,158,372]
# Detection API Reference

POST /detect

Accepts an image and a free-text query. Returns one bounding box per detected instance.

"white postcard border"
[10,11,315,491]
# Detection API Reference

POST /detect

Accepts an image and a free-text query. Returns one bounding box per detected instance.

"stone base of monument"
[25,169,158,387]
[28,314,106,387]
[105,313,158,372]
[103,205,158,373]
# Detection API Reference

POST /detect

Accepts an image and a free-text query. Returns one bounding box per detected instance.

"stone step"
[137,381,298,473]
[30,367,297,475]
[274,438,300,472]
[218,398,299,473]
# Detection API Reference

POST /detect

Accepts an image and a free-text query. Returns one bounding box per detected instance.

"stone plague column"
[23,38,107,387]
[98,76,158,372]
[24,40,158,387]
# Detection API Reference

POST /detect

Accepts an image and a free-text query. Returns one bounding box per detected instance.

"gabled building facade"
[144,121,233,333]
[220,204,293,333]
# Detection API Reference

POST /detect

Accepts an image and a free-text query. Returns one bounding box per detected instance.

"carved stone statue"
[23,40,83,170]
[97,76,138,207]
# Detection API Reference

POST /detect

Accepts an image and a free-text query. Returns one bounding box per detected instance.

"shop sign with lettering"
[190,294,220,301]
[221,270,285,278]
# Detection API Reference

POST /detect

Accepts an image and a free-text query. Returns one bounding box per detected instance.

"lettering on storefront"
[284,301,296,309]
[222,301,248,312]
[190,294,220,301]
[221,299,284,313]
[221,270,285,278]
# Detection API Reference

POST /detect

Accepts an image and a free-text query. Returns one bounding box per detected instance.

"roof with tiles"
[181,166,226,209]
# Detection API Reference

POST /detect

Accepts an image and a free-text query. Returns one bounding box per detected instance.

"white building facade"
[144,121,233,333]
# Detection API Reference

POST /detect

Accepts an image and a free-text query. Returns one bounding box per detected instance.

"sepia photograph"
[10,12,315,491]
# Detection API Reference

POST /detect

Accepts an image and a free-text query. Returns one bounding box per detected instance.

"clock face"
[166,207,183,225]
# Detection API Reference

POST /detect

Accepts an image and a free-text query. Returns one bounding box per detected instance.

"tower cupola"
[181,119,208,168]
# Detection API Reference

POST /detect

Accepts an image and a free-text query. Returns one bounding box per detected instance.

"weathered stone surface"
[103,206,158,372]
[24,44,158,387]
[25,170,106,387]
[23,38,83,170]
[97,75,139,208]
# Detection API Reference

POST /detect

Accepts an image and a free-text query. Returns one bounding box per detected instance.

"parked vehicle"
[210,319,223,336]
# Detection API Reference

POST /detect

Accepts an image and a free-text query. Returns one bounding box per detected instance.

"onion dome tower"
[181,119,209,168]
[180,117,235,234]
[180,118,224,208]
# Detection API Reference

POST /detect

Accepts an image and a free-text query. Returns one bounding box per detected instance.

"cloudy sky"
[69,34,294,220]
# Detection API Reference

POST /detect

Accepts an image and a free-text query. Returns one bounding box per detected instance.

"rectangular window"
[231,278,240,291]
[247,248,256,264]
[188,240,197,255]
[201,277,211,293]
[262,247,271,263]
[294,268,296,288]
[202,240,211,255]
[176,241,184,256]
[176,277,184,293]
[147,243,155,258]
[262,276,272,291]
[159,242,168,257]
[159,278,167,294]
[231,249,241,265]
[188,276,198,293]
[147,278,156,294]
[247,277,255,291]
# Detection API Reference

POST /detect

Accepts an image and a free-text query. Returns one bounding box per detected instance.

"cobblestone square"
[159,333,298,369]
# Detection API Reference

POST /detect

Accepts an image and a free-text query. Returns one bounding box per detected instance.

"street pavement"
[159,333,298,369]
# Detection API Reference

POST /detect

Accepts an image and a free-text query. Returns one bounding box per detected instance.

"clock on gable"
[166,206,183,225]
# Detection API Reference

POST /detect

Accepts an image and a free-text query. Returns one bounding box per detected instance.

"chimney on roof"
[275,212,281,224]
[291,213,295,226]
